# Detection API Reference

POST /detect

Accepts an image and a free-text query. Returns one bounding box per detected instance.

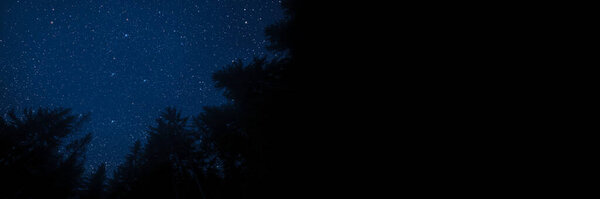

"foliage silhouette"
[106,107,214,199]
[0,108,91,198]
[81,163,107,199]
[107,140,143,199]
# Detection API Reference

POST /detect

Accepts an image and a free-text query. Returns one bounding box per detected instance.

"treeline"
[1,1,316,198]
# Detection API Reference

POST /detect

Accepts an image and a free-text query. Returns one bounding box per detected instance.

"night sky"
[0,0,283,173]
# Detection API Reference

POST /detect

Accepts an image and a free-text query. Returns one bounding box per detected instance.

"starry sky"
[0,0,283,173]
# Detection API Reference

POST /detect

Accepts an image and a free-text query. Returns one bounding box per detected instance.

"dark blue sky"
[0,0,282,173]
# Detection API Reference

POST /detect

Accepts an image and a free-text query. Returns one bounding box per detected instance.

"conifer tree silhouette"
[82,163,107,199]
[0,108,92,198]
[204,0,311,198]
[107,140,142,198]
[108,107,213,199]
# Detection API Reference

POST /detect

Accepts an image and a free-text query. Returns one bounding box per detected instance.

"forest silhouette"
[0,1,322,198]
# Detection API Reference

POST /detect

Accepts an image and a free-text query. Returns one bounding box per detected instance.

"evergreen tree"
[204,1,320,198]
[0,108,92,198]
[108,108,212,199]
[82,163,107,199]
[107,140,142,199]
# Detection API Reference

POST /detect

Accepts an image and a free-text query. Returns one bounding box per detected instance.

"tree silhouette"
[107,107,215,199]
[204,0,312,198]
[0,108,92,198]
[82,163,107,199]
[107,140,143,199]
